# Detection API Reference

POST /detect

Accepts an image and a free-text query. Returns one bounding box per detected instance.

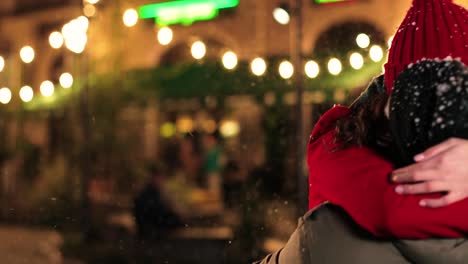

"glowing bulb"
[62,16,89,39]
[279,61,294,79]
[62,17,88,54]
[273,7,290,25]
[222,51,238,70]
[84,0,99,4]
[75,16,89,32]
[64,33,87,54]
[220,120,240,138]
[251,57,267,76]
[328,58,342,75]
[350,52,364,70]
[61,21,73,37]
[305,60,319,78]
[40,80,55,97]
[59,73,73,89]
[157,27,173,45]
[370,45,384,62]
[123,8,139,27]
[0,56,4,72]
[19,86,33,102]
[176,116,194,133]
[20,46,35,63]
[49,31,64,49]
[160,122,176,138]
[356,33,370,49]
[191,41,206,60]
[0,87,11,104]
[83,4,97,17]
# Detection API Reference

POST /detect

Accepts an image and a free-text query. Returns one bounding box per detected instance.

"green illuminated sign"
[139,0,239,26]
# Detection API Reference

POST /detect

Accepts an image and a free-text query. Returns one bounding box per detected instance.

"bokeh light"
[40,80,55,97]
[83,4,97,17]
[222,51,238,70]
[279,61,294,79]
[123,8,139,27]
[19,86,34,102]
[370,45,384,62]
[328,58,342,75]
[62,17,88,54]
[59,73,74,89]
[84,0,100,4]
[20,46,35,63]
[220,120,240,138]
[349,52,364,70]
[49,31,64,49]
[176,116,194,133]
[191,41,206,60]
[160,122,176,138]
[305,60,319,79]
[0,56,5,72]
[356,33,370,49]
[273,7,290,25]
[157,27,173,45]
[0,87,12,104]
[251,57,267,76]
[76,16,89,31]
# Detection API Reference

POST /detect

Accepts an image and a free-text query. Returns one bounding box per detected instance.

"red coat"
[308,105,468,238]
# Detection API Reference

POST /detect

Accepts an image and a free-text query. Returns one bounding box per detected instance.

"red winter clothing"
[385,0,468,94]
[384,0,468,93]
[308,105,468,239]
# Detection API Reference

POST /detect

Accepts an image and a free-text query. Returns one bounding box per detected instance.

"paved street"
[0,226,63,264]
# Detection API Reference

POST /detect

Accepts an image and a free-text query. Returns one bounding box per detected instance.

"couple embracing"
[257,0,468,263]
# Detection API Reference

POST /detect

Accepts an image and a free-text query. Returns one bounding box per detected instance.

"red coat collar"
[310,105,351,143]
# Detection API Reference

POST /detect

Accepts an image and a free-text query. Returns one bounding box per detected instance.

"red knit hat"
[384,0,468,94]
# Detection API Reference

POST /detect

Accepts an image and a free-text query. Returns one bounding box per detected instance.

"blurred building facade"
[0,0,423,84]
[1,0,466,198]
[0,1,412,142]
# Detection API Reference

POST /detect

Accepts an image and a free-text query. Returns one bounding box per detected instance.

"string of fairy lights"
[0,1,93,106]
[148,27,387,78]
[0,0,391,106]
[122,6,389,81]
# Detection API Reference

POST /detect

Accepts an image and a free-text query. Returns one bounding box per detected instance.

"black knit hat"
[389,59,468,165]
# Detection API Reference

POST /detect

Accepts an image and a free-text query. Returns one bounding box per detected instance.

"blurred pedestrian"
[201,131,224,199]
[222,160,243,208]
[133,163,182,240]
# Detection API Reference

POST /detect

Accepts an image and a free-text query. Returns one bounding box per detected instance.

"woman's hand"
[391,138,468,208]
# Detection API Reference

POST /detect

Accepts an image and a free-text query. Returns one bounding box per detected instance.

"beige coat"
[255,204,468,264]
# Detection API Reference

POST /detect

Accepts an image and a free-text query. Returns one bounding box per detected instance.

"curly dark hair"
[335,75,390,149]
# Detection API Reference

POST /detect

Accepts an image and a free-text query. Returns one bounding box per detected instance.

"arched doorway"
[159,38,228,66]
[314,21,386,57]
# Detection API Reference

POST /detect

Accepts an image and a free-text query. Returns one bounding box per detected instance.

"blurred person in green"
[201,131,224,200]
